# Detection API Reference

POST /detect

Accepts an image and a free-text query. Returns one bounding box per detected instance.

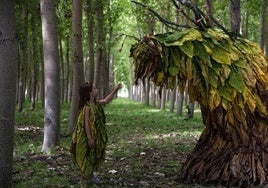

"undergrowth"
[13,98,204,187]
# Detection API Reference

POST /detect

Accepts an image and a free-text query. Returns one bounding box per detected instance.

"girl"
[71,82,122,182]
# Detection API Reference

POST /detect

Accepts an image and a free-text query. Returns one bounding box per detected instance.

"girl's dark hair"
[78,82,93,110]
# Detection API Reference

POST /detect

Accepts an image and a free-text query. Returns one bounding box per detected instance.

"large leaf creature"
[130,28,268,186]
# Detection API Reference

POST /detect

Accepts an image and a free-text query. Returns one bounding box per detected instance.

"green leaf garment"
[71,102,108,179]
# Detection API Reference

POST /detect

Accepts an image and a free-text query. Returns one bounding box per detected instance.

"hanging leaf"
[167,76,176,89]
[193,41,210,62]
[179,41,194,58]
[229,66,244,93]
[169,65,180,76]
[242,87,256,113]
[234,58,248,69]
[163,32,184,44]
[199,61,209,89]
[186,57,193,80]
[211,45,231,65]
[218,85,232,101]
[155,71,165,86]
[169,47,181,67]
[178,72,187,93]
[241,68,256,88]
[209,88,221,110]
[220,65,231,85]
[209,68,219,88]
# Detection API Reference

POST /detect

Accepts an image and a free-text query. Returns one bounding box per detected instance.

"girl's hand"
[88,138,95,150]
[116,83,122,90]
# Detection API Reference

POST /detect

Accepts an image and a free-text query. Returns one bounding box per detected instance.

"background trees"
[0,0,18,186]
[2,0,265,185]
[9,0,266,147]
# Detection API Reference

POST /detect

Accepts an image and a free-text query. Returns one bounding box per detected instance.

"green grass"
[13,98,205,187]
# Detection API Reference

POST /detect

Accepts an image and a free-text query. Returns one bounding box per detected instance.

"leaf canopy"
[130,28,268,117]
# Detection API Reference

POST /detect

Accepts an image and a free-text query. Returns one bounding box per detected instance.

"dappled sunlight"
[146,109,161,113]
[16,126,43,132]
[145,131,201,140]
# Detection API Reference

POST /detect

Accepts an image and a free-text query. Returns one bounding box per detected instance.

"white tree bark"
[40,0,61,153]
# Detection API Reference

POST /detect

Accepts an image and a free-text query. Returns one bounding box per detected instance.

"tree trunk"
[169,88,176,113]
[40,0,61,153]
[86,0,95,83]
[68,0,85,134]
[242,10,249,38]
[230,0,241,35]
[94,0,104,95]
[160,87,166,110]
[59,35,65,104]
[144,79,150,106]
[65,36,70,103]
[151,83,156,108]
[39,44,45,107]
[205,0,213,27]
[18,1,28,112]
[0,0,18,186]
[176,90,184,116]
[30,5,39,111]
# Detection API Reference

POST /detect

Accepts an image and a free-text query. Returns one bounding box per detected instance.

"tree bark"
[40,0,61,153]
[230,0,241,35]
[205,0,213,27]
[68,0,85,134]
[0,0,18,186]
[169,88,176,113]
[86,0,95,83]
[65,37,71,103]
[176,90,184,116]
[30,5,40,111]
[18,1,28,112]
[94,0,105,97]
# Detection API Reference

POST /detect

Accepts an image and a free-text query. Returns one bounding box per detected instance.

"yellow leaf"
[227,110,235,126]
[186,57,193,80]
[242,87,256,113]
[209,89,221,110]
[211,45,231,65]
[254,93,268,116]
[241,68,256,88]
[155,72,165,86]
[204,44,212,55]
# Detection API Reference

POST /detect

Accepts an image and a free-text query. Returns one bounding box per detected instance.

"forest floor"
[13,98,205,188]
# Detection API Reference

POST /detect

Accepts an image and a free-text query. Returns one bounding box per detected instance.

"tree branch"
[131,0,189,31]
[174,0,234,40]
[171,0,197,26]
[174,0,209,30]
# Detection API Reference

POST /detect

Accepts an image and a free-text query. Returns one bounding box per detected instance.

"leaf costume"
[71,102,107,179]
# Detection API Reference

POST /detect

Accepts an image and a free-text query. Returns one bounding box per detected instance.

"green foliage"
[130,28,268,117]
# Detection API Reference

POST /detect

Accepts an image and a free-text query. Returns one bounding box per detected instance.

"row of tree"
[0,0,116,186]
[0,0,267,186]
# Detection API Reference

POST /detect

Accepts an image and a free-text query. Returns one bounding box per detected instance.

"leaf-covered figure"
[130,28,268,186]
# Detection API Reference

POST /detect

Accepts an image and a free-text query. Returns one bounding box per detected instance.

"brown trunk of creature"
[181,83,268,187]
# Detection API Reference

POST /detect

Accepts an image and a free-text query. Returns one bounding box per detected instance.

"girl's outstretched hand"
[116,83,123,91]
